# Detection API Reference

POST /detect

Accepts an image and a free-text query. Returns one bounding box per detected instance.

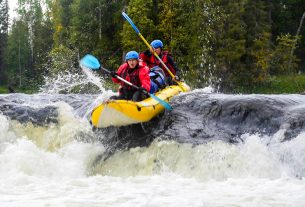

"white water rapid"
[1,70,305,206]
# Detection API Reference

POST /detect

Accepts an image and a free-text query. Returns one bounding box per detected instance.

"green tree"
[271,0,305,72]
[159,0,220,87]
[121,0,154,53]
[122,0,221,88]
[212,0,247,91]
[210,0,274,92]
[6,20,31,87]
[250,32,273,81]
[270,34,299,75]
[49,0,73,47]
[69,0,125,68]
[0,0,8,84]
[159,0,198,84]
[6,0,54,88]
[30,0,54,85]
[243,0,272,84]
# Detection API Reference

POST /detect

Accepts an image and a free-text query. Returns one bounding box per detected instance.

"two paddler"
[110,40,181,101]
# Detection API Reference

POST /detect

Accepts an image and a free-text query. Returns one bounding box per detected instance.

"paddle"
[122,12,186,91]
[80,54,173,111]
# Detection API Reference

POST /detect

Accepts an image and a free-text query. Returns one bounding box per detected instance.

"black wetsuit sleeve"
[167,55,180,74]
[143,50,152,56]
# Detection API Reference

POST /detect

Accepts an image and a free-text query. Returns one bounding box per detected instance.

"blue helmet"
[125,51,139,61]
[151,40,163,49]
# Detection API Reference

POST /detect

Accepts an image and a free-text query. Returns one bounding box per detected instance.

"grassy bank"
[2,75,305,94]
[0,86,38,94]
[0,86,8,94]
[243,75,305,94]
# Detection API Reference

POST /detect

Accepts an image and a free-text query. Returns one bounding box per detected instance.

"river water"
[1,72,305,206]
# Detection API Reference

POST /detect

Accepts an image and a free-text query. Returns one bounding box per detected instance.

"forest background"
[0,0,305,94]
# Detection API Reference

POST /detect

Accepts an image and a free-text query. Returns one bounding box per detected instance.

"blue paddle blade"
[80,54,101,70]
[122,12,140,34]
[149,93,173,111]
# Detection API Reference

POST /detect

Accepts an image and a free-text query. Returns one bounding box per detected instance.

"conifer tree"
[49,0,73,47]
[121,0,154,53]
[243,0,272,84]
[70,0,125,68]
[6,20,31,87]
[0,0,8,84]
[6,0,54,88]
[212,0,247,91]
[271,0,305,72]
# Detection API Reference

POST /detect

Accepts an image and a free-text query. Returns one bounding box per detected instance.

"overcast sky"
[8,0,18,21]
[8,0,47,22]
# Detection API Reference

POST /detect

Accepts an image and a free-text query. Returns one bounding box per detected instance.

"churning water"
[1,71,305,206]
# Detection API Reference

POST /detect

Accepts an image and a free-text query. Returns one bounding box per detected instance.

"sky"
[8,0,47,22]
[8,0,18,21]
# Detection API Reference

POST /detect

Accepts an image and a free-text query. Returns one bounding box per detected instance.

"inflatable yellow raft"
[91,82,190,128]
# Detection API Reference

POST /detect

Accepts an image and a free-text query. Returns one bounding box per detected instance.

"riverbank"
[241,75,305,94]
[2,75,305,94]
[0,86,36,94]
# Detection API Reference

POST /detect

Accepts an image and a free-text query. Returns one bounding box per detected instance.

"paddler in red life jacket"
[140,39,181,85]
[110,51,151,102]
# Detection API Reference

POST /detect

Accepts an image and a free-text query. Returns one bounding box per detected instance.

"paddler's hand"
[110,71,118,78]
[149,47,155,54]
[138,87,147,93]
[174,71,181,81]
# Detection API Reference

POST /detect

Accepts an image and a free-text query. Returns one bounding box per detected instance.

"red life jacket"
[113,62,150,92]
[118,63,141,90]
[146,51,176,76]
